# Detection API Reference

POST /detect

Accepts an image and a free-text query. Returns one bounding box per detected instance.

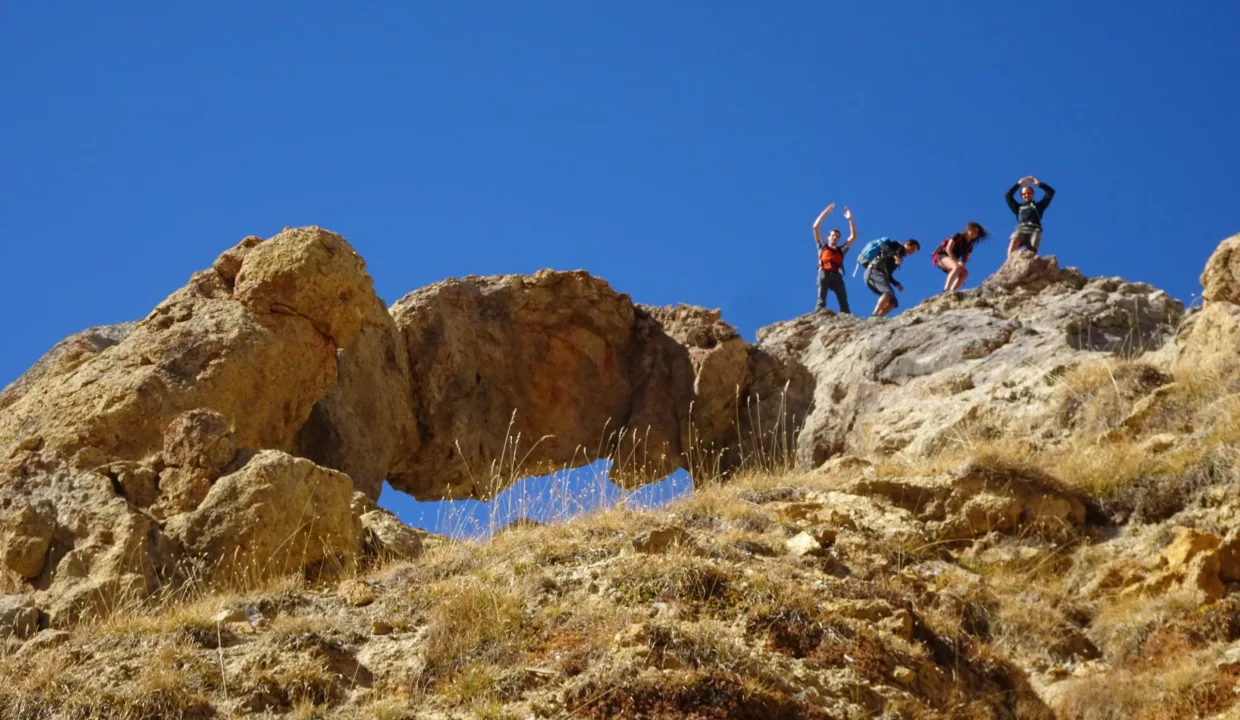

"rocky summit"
[1,227,1240,718]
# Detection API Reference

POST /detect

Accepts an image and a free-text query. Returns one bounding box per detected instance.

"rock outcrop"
[389,271,652,499]
[0,228,393,622]
[0,227,374,469]
[0,228,1221,626]
[755,252,1184,467]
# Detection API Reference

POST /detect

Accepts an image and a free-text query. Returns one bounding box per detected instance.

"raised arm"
[1005,180,1024,214]
[1033,178,1055,211]
[841,206,858,250]
[812,203,835,248]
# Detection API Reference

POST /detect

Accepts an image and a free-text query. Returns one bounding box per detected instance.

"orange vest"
[819,246,844,272]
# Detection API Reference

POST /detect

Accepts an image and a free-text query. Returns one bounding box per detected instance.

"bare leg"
[949,265,968,292]
[938,256,959,292]
[1007,235,1021,259]
[873,293,896,317]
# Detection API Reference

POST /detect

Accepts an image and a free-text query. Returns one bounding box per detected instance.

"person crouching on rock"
[863,238,919,318]
[1006,176,1055,258]
[932,222,989,293]
[812,203,858,314]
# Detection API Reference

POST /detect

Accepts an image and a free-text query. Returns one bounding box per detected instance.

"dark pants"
[816,269,850,314]
[864,266,897,307]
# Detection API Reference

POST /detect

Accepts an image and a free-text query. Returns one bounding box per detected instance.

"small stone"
[631,526,690,554]
[879,609,915,641]
[1140,433,1178,455]
[338,579,376,607]
[1162,527,1219,570]
[213,607,248,624]
[785,531,823,557]
[17,629,70,656]
[371,620,393,636]
[892,666,916,687]
[0,595,40,640]
[612,623,649,649]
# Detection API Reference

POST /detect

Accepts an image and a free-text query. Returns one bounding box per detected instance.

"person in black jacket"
[1006,176,1055,258]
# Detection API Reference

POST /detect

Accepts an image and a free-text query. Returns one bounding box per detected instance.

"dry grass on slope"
[0,468,1058,720]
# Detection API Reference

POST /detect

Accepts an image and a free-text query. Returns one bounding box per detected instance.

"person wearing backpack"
[932,221,989,293]
[858,237,920,317]
[1006,176,1055,258]
[812,203,858,313]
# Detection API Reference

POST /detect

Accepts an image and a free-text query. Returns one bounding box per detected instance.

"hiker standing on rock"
[812,203,858,314]
[858,238,920,318]
[932,222,989,293]
[1006,176,1055,258]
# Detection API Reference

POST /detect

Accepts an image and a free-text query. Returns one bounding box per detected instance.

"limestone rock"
[785,531,824,557]
[100,461,160,509]
[359,509,425,561]
[163,409,237,472]
[0,227,376,470]
[211,235,263,286]
[213,607,248,624]
[0,595,40,640]
[163,450,360,587]
[842,460,1088,542]
[756,252,1184,468]
[1201,232,1240,304]
[295,292,418,500]
[631,526,691,554]
[233,226,370,346]
[1176,301,1240,374]
[389,271,710,499]
[0,500,56,579]
[390,271,640,499]
[0,322,135,413]
[17,629,70,656]
[337,579,375,607]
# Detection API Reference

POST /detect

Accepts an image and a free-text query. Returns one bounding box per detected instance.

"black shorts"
[864,267,895,304]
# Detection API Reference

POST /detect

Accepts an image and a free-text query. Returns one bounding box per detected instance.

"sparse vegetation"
[4,332,1240,719]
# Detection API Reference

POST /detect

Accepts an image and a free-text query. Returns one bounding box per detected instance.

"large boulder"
[163,450,359,587]
[389,271,690,499]
[0,227,375,470]
[0,228,382,622]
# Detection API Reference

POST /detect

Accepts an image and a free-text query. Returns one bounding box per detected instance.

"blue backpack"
[854,238,899,275]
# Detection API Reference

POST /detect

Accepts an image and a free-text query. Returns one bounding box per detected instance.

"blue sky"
[3,3,1238,532]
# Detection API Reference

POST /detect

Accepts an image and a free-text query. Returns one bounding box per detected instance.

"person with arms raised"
[812,203,858,314]
[1006,176,1055,258]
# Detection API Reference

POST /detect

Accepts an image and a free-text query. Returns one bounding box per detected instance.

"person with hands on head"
[864,238,920,318]
[1006,175,1055,258]
[813,203,858,313]
[932,221,989,293]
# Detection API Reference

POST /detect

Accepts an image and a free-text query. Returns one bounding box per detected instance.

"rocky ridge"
[2,227,1240,718]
